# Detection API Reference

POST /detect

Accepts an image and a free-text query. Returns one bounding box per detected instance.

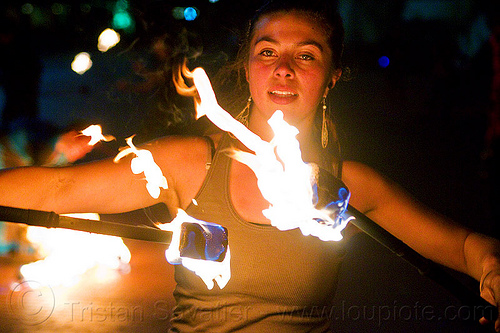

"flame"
[173,60,200,111]
[113,135,230,289]
[231,112,354,241]
[81,125,115,146]
[20,213,131,287]
[174,63,353,241]
[17,126,230,291]
[175,64,268,153]
[113,136,168,199]
[158,209,230,290]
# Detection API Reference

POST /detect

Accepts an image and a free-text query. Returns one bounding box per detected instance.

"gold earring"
[235,96,251,127]
[321,97,328,149]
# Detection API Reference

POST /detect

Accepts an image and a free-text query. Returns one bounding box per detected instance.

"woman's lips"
[268,90,298,105]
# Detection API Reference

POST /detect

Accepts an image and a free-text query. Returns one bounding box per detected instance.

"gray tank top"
[170,133,346,332]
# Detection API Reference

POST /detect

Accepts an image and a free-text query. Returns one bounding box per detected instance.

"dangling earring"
[235,96,251,127]
[321,97,328,149]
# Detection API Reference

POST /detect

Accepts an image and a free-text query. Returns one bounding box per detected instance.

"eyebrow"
[254,36,324,52]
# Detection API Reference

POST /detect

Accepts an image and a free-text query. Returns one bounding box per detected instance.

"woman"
[1,0,500,331]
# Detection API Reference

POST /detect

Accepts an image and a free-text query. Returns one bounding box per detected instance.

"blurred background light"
[71,52,92,74]
[378,56,390,68]
[97,28,120,52]
[51,2,64,15]
[112,10,132,29]
[183,7,198,21]
[112,0,134,32]
[21,3,34,15]
[80,3,91,14]
[172,7,185,20]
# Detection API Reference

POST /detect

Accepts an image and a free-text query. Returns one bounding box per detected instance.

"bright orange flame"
[81,125,115,146]
[22,123,230,291]
[113,136,168,199]
[173,59,200,113]
[21,213,131,287]
[175,62,352,241]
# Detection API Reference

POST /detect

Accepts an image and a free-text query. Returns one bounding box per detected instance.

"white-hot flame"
[114,136,229,289]
[113,136,168,199]
[178,66,352,241]
[158,209,231,290]
[177,66,269,154]
[81,125,115,146]
[21,213,131,287]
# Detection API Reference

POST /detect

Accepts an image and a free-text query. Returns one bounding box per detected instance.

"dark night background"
[1,0,500,332]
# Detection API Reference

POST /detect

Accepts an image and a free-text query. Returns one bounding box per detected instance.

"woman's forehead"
[251,11,329,47]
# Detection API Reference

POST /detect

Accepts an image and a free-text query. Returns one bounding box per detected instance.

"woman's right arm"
[0,155,166,215]
[0,135,211,215]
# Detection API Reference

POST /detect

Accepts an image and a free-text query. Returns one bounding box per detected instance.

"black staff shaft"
[0,205,172,244]
[347,205,497,321]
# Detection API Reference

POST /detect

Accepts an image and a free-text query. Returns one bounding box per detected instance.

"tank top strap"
[185,133,236,224]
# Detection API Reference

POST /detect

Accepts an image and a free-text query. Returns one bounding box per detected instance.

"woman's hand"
[46,130,94,165]
[480,268,500,331]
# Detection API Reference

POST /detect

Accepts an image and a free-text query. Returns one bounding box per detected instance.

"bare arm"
[0,135,211,216]
[343,161,500,330]
[343,161,474,272]
[343,160,500,277]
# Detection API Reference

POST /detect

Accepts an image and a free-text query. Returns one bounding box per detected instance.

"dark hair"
[248,0,344,69]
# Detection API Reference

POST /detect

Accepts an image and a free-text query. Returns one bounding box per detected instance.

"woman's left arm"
[342,161,500,330]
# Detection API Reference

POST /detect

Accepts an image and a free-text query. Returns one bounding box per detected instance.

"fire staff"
[1,0,500,332]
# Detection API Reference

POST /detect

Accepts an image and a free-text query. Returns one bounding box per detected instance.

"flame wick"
[159,209,231,290]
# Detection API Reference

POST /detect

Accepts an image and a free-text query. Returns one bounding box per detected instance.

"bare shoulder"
[143,133,222,155]
[141,135,219,209]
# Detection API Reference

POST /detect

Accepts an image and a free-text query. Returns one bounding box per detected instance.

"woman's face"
[246,11,340,129]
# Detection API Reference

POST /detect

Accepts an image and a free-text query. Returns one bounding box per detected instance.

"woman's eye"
[259,49,275,57]
[298,54,314,61]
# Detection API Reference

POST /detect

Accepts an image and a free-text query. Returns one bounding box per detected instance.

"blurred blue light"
[378,56,390,68]
[184,7,197,21]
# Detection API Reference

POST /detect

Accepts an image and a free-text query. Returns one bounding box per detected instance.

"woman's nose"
[274,56,294,79]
